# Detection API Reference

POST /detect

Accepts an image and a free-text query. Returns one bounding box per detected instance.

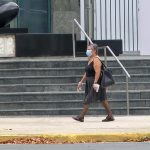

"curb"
[0,133,150,143]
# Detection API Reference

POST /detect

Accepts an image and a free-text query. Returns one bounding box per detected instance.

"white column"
[94,0,97,39]
[139,0,150,55]
[80,0,85,40]
[96,0,100,40]
[88,0,93,39]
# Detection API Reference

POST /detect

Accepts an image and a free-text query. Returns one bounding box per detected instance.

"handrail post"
[104,47,107,67]
[126,76,130,115]
[72,21,76,58]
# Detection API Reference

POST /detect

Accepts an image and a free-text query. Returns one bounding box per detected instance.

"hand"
[77,82,83,91]
[93,83,100,92]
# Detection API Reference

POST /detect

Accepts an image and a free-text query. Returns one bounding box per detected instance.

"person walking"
[72,43,114,122]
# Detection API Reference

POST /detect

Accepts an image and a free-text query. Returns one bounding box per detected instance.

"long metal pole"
[106,46,131,78]
[126,76,129,115]
[104,47,107,67]
[72,21,76,58]
[74,19,93,44]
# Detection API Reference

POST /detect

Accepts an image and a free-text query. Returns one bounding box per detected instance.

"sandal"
[102,116,115,122]
[72,116,84,122]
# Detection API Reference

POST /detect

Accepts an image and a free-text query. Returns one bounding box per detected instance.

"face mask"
[86,50,92,57]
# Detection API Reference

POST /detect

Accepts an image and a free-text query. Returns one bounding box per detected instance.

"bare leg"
[101,100,112,116]
[79,104,89,118]
[101,100,114,122]
[72,104,89,122]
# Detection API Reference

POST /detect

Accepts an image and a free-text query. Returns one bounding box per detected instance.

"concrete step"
[0,90,149,102]
[0,99,149,110]
[0,82,149,92]
[0,84,78,92]
[108,82,150,90]
[0,66,149,77]
[0,74,149,84]
[111,59,150,67]
[0,76,81,84]
[0,59,150,68]
[0,68,85,77]
[0,108,127,115]
[0,107,149,115]
[111,66,150,75]
[0,84,77,92]
[0,60,84,69]
[0,57,148,116]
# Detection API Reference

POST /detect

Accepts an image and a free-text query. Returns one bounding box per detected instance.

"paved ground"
[0,143,150,150]
[0,116,150,143]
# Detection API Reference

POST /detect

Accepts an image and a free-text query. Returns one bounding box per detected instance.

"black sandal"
[102,116,115,122]
[72,116,84,122]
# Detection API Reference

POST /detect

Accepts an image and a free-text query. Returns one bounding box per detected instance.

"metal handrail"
[72,18,131,115]
[72,19,93,57]
[99,46,131,78]
[98,46,131,116]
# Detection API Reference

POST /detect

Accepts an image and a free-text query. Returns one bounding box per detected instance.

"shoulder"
[93,56,101,63]
[93,56,102,66]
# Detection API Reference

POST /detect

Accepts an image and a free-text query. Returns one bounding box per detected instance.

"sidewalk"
[0,116,150,143]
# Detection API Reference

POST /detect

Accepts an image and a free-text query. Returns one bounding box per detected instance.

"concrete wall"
[139,0,150,55]
[51,0,80,39]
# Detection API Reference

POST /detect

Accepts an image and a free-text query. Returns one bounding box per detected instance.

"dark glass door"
[17,0,51,33]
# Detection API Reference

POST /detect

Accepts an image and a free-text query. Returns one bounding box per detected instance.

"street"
[0,143,149,150]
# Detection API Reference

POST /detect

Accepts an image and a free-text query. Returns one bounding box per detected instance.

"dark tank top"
[85,60,103,82]
[85,61,95,77]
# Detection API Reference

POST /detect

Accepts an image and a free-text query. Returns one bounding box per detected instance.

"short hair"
[89,43,98,53]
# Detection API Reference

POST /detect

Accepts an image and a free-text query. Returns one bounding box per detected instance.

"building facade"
[9,0,80,34]
[5,0,150,55]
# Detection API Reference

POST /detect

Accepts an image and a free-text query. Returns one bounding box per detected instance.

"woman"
[72,43,114,122]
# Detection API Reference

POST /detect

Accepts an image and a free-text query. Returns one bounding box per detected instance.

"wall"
[139,0,150,55]
[51,0,80,39]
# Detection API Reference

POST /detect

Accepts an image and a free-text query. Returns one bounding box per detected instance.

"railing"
[99,46,131,116]
[72,18,131,115]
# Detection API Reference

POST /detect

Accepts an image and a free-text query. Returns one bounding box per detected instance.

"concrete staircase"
[0,57,149,116]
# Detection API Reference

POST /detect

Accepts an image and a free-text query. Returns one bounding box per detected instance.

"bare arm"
[80,72,87,83]
[93,57,102,84]
[77,72,87,91]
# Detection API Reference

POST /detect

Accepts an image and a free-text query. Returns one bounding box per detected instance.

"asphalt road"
[0,143,149,150]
